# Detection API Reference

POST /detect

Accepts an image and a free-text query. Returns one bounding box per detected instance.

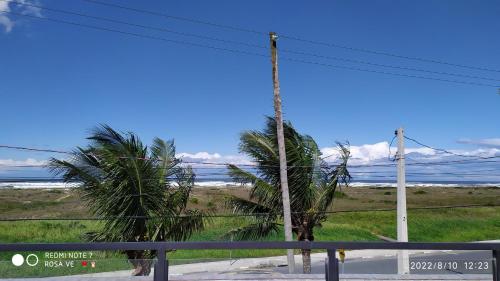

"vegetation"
[224,117,350,273]
[413,190,427,195]
[1,206,499,277]
[2,186,498,218]
[48,125,205,275]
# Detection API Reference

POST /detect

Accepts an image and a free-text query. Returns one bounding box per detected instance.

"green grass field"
[0,185,498,277]
[1,206,499,277]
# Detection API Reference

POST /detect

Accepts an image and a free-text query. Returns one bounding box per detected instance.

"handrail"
[1,241,499,251]
[1,241,499,281]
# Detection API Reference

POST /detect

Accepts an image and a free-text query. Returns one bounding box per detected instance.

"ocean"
[1,179,499,189]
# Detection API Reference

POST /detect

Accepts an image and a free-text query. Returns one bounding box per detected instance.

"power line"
[1,159,499,169]
[281,57,499,88]
[84,0,500,73]
[0,144,359,169]
[0,0,267,49]
[4,11,499,88]
[0,145,71,155]
[0,11,269,57]
[404,136,500,160]
[2,144,500,169]
[0,204,498,221]
[1,170,498,181]
[84,0,266,36]
[280,35,500,74]
[7,0,500,84]
[388,135,397,161]
[280,48,500,82]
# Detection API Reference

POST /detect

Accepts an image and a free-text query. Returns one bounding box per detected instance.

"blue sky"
[0,0,499,175]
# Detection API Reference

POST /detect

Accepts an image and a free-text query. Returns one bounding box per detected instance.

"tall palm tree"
[49,125,205,276]
[225,117,350,273]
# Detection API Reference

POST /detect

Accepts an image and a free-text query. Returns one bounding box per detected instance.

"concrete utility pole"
[269,31,296,274]
[396,127,409,274]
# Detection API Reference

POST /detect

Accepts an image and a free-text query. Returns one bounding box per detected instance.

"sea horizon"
[1,179,499,190]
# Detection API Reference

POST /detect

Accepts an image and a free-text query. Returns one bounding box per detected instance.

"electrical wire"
[0,203,497,221]
[6,0,500,83]
[84,0,266,36]
[0,0,268,49]
[0,11,269,57]
[2,143,500,169]
[83,0,500,73]
[388,134,397,161]
[280,48,500,82]
[281,57,499,88]
[3,10,499,88]
[404,136,500,160]
[279,35,500,74]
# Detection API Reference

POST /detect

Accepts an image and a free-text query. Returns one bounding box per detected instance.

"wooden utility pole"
[396,127,409,274]
[270,31,296,274]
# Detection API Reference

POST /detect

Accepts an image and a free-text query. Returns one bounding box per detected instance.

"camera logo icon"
[11,254,39,267]
[11,254,24,266]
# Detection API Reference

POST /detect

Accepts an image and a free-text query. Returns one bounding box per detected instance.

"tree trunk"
[302,248,312,273]
[126,250,152,276]
[297,221,314,274]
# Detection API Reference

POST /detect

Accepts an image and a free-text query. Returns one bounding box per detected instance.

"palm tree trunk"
[298,225,314,274]
[301,248,312,273]
[127,250,152,276]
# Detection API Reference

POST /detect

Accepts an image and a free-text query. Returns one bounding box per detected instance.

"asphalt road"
[275,250,494,275]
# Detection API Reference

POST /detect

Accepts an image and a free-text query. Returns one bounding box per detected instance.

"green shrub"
[47,189,64,194]
[207,201,215,208]
[413,190,427,195]
[334,191,348,198]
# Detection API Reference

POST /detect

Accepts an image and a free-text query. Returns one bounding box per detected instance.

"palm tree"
[49,125,205,276]
[225,117,350,273]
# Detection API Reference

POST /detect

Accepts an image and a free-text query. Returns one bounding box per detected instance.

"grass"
[329,206,500,242]
[0,186,499,277]
[413,190,428,195]
[1,206,498,247]
[1,186,499,218]
[1,207,499,277]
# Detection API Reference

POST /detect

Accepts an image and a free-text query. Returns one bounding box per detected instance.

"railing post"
[154,246,168,281]
[325,249,339,281]
[493,250,499,281]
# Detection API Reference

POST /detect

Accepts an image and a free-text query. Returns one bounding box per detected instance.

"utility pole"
[396,127,409,274]
[270,31,296,274]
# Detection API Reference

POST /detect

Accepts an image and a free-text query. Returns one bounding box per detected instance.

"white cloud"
[177,151,252,167]
[457,138,500,148]
[0,158,47,169]
[448,147,500,158]
[320,141,500,165]
[1,143,497,173]
[321,141,436,164]
[0,0,42,33]
[0,1,13,33]
[177,152,222,160]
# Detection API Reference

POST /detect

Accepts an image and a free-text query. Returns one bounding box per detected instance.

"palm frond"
[153,209,206,241]
[227,164,281,209]
[224,221,280,240]
[49,124,204,246]
[151,137,178,182]
[225,118,350,243]
[225,195,273,215]
[311,142,351,223]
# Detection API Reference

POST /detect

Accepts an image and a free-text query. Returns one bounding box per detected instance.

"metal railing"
[1,241,499,281]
